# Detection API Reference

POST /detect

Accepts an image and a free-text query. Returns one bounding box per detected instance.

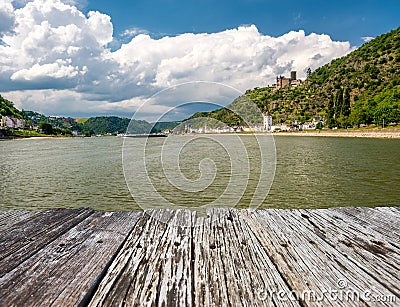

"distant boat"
[122,133,168,138]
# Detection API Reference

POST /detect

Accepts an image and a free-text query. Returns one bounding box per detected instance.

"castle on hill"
[276,71,302,89]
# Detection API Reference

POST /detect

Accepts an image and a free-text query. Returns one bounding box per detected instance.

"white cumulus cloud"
[0,0,353,119]
[362,36,374,43]
[11,59,84,81]
[0,0,15,36]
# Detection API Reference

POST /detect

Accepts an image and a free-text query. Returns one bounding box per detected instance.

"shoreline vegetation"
[0,129,73,140]
[3,127,400,140]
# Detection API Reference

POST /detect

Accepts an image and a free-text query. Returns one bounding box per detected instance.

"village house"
[0,115,26,129]
[301,122,315,130]
[0,116,5,128]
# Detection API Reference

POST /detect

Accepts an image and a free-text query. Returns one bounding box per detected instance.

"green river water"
[1,135,399,211]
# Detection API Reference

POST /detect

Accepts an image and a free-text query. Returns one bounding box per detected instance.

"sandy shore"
[21,136,72,140]
[273,128,400,139]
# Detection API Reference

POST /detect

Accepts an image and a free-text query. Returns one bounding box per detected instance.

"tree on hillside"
[325,95,336,128]
[334,88,344,117]
[338,88,351,128]
[373,86,400,125]
[342,88,351,117]
[334,88,352,128]
[39,122,54,135]
[306,67,312,78]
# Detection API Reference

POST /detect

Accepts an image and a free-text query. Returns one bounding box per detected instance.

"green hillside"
[189,27,400,128]
[0,95,24,118]
[82,116,172,135]
[187,95,263,128]
[1,98,179,136]
[82,116,131,134]
[23,110,82,131]
[151,121,181,132]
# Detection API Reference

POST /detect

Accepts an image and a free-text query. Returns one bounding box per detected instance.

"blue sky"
[1,0,399,119]
[85,0,400,47]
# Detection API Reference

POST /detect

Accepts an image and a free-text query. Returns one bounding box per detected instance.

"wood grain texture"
[0,210,35,232]
[0,211,142,307]
[192,208,300,306]
[240,208,399,306]
[331,206,400,243]
[0,208,94,276]
[88,209,195,306]
[0,207,398,306]
[299,208,400,294]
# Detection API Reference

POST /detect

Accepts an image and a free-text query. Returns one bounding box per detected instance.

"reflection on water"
[1,135,399,211]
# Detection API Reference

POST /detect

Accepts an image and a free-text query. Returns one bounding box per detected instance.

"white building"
[301,122,315,130]
[0,116,5,128]
[263,112,273,132]
[0,115,26,129]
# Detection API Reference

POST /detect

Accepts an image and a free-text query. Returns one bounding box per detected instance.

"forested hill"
[1,98,180,135]
[189,27,400,128]
[69,117,180,134]
[82,116,140,134]
[0,95,24,118]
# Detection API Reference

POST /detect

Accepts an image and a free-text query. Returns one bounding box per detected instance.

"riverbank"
[273,128,400,139]
[0,129,74,140]
[0,128,56,139]
[0,135,72,140]
[15,136,72,140]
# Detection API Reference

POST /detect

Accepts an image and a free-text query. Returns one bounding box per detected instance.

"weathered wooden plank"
[0,207,398,306]
[155,209,195,306]
[329,207,400,243]
[91,208,301,306]
[241,209,399,306]
[298,208,400,295]
[193,208,300,306]
[0,208,94,276]
[0,210,36,232]
[0,211,142,306]
[88,209,179,306]
[335,206,400,230]
[192,210,227,306]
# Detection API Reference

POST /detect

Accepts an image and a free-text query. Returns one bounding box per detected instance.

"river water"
[1,135,399,211]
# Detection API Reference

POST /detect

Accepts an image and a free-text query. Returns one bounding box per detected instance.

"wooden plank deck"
[0,207,398,306]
